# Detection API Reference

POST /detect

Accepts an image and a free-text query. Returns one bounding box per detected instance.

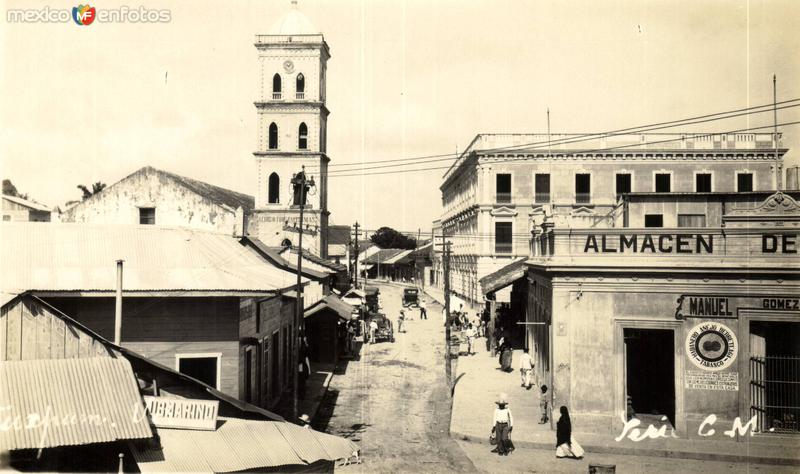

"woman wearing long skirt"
[556,406,584,459]
[500,344,513,372]
[492,394,514,456]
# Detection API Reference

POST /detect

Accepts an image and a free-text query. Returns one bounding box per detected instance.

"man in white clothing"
[519,348,534,389]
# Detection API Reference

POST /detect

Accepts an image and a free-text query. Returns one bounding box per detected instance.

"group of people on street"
[491,395,583,460]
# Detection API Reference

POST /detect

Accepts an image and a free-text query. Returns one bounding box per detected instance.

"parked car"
[369,313,394,343]
[402,288,419,308]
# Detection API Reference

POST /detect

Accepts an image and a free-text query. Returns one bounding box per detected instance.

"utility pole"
[416,228,421,287]
[291,166,314,422]
[353,222,360,288]
[441,238,453,390]
[773,74,781,190]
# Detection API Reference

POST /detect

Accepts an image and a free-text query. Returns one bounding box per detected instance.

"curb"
[450,430,800,467]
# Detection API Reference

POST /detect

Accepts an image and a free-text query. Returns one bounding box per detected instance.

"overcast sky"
[2,0,799,234]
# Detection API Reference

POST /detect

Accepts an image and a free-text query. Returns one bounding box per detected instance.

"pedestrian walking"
[519,348,534,389]
[499,341,513,372]
[369,319,378,344]
[556,406,584,459]
[539,385,549,424]
[465,323,476,355]
[491,393,514,456]
[419,298,428,319]
[398,309,406,333]
[298,354,310,399]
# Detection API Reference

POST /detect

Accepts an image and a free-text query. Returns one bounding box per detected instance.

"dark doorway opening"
[750,321,800,433]
[270,333,280,401]
[625,328,675,427]
[178,356,218,389]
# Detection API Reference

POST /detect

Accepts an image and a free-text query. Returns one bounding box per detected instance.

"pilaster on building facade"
[439,132,789,304]
[248,3,330,257]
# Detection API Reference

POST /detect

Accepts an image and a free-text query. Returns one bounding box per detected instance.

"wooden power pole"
[291,166,314,422]
[442,239,453,390]
[353,222,360,288]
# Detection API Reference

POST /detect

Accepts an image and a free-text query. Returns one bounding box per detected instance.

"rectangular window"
[616,173,632,195]
[575,174,591,204]
[678,214,706,227]
[495,222,513,254]
[644,214,664,228]
[695,173,712,192]
[139,207,155,225]
[2,215,10,222]
[655,173,671,193]
[177,355,220,389]
[496,174,512,203]
[534,173,550,203]
[737,173,754,192]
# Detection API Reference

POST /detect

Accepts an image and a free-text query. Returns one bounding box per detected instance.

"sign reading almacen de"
[583,234,714,254]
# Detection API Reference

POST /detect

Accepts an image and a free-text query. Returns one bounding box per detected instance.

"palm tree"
[77,182,107,200]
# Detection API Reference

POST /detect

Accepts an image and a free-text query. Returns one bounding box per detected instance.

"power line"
[324,120,800,179]
[324,103,800,176]
[305,99,800,171]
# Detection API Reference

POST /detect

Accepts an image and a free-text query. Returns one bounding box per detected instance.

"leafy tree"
[77,182,107,200]
[3,179,28,200]
[369,226,417,249]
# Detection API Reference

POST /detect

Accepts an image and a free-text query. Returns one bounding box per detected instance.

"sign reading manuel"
[143,396,219,431]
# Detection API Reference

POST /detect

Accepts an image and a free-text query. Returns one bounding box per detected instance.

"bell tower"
[248,1,330,257]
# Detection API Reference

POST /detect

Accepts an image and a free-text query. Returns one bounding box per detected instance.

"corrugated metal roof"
[131,416,358,472]
[363,248,406,265]
[0,357,153,451]
[383,249,414,265]
[1,223,305,295]
[305,294,354,320]
[479,258,527,295]
[281,248,347,272]
[2,194,52,212]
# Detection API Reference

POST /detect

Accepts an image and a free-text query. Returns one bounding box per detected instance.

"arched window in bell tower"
[296,73,305,99]
[272,74,282,99]
[268,123,278,149]
[298,122,308,150]
[268,172,280,204]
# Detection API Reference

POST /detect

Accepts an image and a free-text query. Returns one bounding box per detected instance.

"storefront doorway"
[624,328,676,427]
[750,320,800,434]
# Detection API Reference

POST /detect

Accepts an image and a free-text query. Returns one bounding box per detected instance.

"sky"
[2,0,799,234]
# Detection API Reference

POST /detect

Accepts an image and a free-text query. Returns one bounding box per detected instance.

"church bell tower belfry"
[248,2,330,257]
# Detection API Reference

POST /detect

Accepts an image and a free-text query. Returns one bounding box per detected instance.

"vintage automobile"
[368,313,394,343]
[402,288,419,308]
[364,286,380,313]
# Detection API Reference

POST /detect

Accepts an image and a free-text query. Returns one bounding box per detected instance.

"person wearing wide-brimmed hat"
[492,393,514,455]
[299,414,311,429]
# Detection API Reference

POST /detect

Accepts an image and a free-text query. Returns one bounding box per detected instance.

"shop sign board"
[144,396,219,431]
[675,295,800,320]
[685,322,738,371]
[685,370,739,391]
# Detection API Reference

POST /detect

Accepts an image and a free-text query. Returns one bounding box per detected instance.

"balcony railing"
[496,192,512,204]
[534,192,551,204]
[272,92,282,100]
[296,92,305,100]
[575,192,591,204]
[495,242,513,254]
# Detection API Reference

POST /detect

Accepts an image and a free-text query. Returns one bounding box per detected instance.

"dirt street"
[315,283,475,473]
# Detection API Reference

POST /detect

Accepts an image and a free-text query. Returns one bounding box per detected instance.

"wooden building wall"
[0,296,113,361]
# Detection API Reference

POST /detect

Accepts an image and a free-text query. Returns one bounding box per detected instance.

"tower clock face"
[283,60,294,73]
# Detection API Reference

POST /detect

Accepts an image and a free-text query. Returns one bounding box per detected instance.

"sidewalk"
[450,337,800,467]
[273,362,335,424]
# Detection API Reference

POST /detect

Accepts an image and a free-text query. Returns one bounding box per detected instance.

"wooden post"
[114,260,124,345]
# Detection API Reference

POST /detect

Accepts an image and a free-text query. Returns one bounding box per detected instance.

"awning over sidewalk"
[0,357,153,451]
[305,294,354,320]
[479,258,528,295]
[131,416,358,472]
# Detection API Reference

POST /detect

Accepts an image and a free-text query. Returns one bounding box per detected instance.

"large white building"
[247,3,331,257]
[438,132,788,304]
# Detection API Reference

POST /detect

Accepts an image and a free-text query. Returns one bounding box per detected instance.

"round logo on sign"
[685,322,738,371]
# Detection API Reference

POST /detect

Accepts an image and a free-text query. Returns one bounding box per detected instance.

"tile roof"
[363,248,407,265]
[244,237,330,280]
[149,167,254,213]
[383,249,414,265]
[131,416,358,472]
[0,357,153,450]
[479,258,528,295]
[1,223,304,295]
[281,248,347,272]
[2,194,51,212]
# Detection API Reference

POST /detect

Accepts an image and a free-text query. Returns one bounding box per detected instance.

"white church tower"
[248,1,330,257]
